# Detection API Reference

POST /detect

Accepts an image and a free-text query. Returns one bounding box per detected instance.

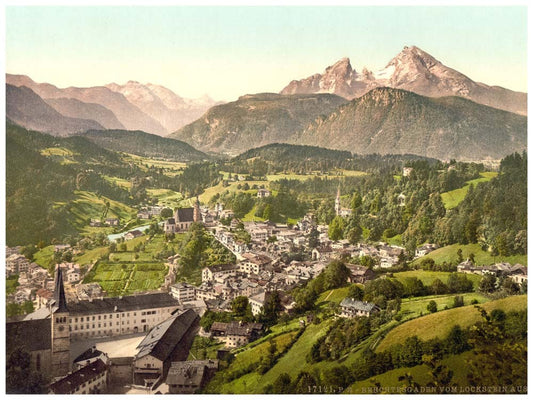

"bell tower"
[335,186,341,216]
[193,196,201,223]
[51,266,71,377]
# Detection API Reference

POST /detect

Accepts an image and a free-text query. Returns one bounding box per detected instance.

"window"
[104,315,106,320]
[92,316,95,321]
[75,317,78,323]
[81,317,84,322]
[36,353,41,371]
[134,312,137,316]
[98,315,101,320]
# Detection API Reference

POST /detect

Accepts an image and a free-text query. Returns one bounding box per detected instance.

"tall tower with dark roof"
[51,266,71,377]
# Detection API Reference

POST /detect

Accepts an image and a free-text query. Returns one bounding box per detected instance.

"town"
[5,181,527,394]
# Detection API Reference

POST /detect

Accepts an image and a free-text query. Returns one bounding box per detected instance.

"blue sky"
[5,6,528,101]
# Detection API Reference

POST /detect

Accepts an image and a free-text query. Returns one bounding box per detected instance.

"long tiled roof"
[67,293,179,315]
[135,309,198,361]
[340,298,377,312]
[50,359,107,394]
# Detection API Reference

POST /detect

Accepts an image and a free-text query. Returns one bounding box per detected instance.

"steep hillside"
[169,93,348,155]
[6,122,136,246]
[80,129,210,162]
[6,84,103,136]
[45,98,125,130]
[291,87,526,161]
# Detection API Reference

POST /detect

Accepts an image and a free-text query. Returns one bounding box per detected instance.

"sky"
[5,5,528,101]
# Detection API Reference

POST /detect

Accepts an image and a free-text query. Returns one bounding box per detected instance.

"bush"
[452,295,464,308]
[427,300,438,313]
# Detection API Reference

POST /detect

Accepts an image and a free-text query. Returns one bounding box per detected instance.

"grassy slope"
[57,190,136,232]
[412,243,527,267]
[392,270,482,289]
[376,295,527,352]
[400,292,490,318]
[345,351,478,394]
[440,171,498,209]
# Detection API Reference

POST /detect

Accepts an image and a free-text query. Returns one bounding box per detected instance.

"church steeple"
[54,266,68,312]
[335,186,341,216]
[51,265,70,377]
[193,196,201,223]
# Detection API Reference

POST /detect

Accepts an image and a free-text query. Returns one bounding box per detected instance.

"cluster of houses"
[6,247,54,306]
[89,217,120,227]
[457,260,527,284]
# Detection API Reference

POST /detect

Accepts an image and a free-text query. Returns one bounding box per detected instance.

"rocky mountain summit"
[281,46,526,115]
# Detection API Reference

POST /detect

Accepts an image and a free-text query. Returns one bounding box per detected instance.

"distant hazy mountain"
[168,93,348,155]
[6,84,103,136]
[290,87,527,161]
[6,74,167,135]
[80,129,209,162]
[44,98,125,130]
[5,74,219,135]
[281,46,527,116]
[105,81,219,133]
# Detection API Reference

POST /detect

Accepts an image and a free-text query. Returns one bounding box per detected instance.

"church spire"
[335,185,341,216]
[54,266,68,313]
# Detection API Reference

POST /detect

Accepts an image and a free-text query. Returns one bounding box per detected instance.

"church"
[164,198,201,234]
[6,266,181,381]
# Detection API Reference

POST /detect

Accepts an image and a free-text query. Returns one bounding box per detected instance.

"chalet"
[248,291,267,315]
[210,321,264,348]
[76,283,105,301]
[124,230,143,241]
[166,359,219,394]
[5,246,22,257]
[164,218,177,234]
[105,217,120,226]
[54,244,72,253]
[170,282,196,303]
[346,264,375,284]
[49,359,108,394]
[73,346,109,371]
[90,218,102,227]
[457,260,477,274]
[6,254,30,276]
[508,264,527,285]
[415,243,439,258]
[339,298,379,318]
[219,209,235,220]
[202,264,237,283]
[137,210,152,220]
[132,309,199,387]
[34,288,54,310]
[239,253,272,274]
[257,188,271,198]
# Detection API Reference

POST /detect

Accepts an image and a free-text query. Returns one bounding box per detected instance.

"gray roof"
[50,359,107,394]
[166,360,219,386]
[67,293,179,315]
[176,208,194,223]
[135,309,198,361]
[73,347,104,363]
[340,298,377,312]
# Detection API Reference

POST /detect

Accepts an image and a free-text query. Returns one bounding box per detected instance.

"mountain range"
[291,87,527,161]
[6,74,218,136]
[5,45,528,161]
[281,46,527,116]
[168,93,348,155]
